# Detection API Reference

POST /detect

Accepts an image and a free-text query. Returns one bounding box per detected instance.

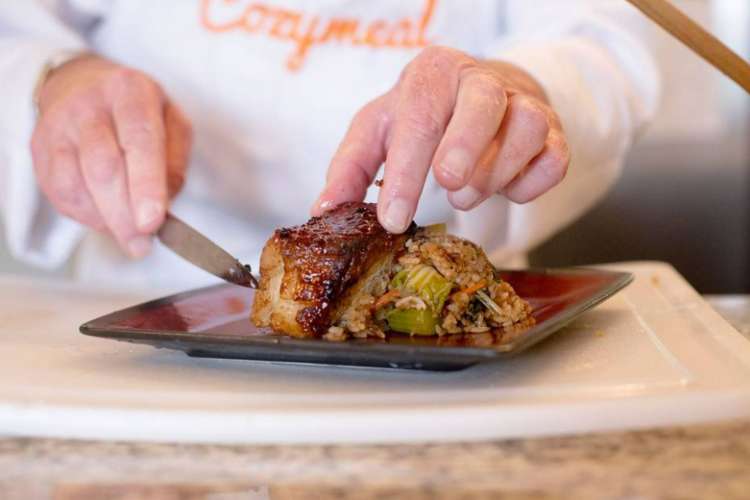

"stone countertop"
[1,297,749,500]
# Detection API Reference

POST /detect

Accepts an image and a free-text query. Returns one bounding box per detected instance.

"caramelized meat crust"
[251,202,415,337]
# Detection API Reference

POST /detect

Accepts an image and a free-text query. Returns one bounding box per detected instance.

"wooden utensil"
[626,0,750,94]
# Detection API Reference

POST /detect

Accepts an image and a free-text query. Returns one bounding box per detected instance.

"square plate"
[80,268,632,371]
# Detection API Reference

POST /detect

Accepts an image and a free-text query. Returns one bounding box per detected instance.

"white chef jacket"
[0,0,659,292]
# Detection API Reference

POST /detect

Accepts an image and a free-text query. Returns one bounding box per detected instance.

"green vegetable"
[390,264,453,312]
[386,308,438,336]
[386,264,453,335]
[390,269,409,290]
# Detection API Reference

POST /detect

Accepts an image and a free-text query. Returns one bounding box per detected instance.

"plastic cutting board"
[0,261,748,444]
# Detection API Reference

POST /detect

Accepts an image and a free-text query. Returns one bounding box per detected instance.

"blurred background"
[531,0,750,293]
[530,0,750,293]
[1,0,748,293]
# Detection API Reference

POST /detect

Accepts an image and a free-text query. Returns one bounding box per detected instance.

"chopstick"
[625,0,750,94]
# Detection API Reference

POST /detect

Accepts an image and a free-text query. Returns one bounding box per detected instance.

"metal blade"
[157,212,258,288]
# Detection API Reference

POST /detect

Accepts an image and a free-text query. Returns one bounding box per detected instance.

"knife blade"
[157,212,259,288]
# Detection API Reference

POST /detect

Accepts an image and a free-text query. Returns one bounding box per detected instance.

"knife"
[157,212,259,288]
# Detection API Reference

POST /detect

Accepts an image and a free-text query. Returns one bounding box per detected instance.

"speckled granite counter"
[1,297,748,500]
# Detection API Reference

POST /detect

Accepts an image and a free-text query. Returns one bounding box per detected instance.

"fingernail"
[383,198,412,233]
[136,200,163,231]
[440,148,472,184]
[310,197,323,216]
[451,186,482,210]
[317,198,335,213]
[311,197,331,217]
[128,236,152,258]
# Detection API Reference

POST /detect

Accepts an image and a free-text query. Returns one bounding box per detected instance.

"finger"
[432,68,508,191]
[111,77,167,234]
[448,94,549,211]
[312,95,390,216]
[379,48,469,233]
[31,132,106,231]
[502,130,571,203]
[77,116,150,257]
[164,101,193,198]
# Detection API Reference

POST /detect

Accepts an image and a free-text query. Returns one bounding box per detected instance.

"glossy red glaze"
[271,202,414,335]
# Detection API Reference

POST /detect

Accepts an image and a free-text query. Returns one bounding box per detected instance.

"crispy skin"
[251,202,414,337]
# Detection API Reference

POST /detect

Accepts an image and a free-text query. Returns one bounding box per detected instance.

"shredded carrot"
[451,279,487,300]
[372,290,401,311]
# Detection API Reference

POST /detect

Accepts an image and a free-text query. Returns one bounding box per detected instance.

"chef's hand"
[313,46,570,234]
[31,55,192,257]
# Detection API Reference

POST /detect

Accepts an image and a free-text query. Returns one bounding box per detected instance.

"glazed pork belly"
[251,202,414,338]
[251,202,534,340]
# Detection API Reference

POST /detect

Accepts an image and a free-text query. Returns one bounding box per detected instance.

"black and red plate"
[80,268,632,371]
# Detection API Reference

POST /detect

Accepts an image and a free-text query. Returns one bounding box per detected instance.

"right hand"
[31,55,193,258]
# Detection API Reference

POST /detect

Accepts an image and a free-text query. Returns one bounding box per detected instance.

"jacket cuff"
[0,41,86,268]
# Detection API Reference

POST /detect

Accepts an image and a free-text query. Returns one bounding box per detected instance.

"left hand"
[312,46,571,233]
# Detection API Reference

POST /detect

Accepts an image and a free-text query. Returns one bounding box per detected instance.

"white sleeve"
[0,1,105,269]
[450,1,660,265]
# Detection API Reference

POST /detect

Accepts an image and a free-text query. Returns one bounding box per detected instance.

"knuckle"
[118,89,160,116]
[465,68,505,97]
[402,109,443,141]
[49,174,85,212]
[40,146,75,194]
[117,116,167,154]
[129,170,163,194]
[71,103,109,128]
[415,46,473,73]
[467,78,507,114]
[515,98,550,146]
[353,100,379,126]
[402,46,474,89]
[55,192,86,216]
[387,163,424,188]
[120,121,163,150]
[167,171,186,197]
[542,140,570,182]
[84,147,122,183]
[533,112,551,140]
[87,160,119,184]
[547,109,564,131]
[112,68,161,97]
[401,68,432,101]
[53,184,80,207]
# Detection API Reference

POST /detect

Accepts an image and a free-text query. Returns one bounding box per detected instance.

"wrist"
[33,50,92,116]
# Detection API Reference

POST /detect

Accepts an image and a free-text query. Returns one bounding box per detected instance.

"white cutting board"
[0,261,749,444]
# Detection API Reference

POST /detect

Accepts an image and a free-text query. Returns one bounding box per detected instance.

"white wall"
[632,0,749,168]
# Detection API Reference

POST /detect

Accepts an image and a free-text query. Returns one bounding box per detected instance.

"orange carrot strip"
[451,279,488,300]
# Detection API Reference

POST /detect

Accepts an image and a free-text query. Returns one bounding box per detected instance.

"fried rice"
[324,227,534,341]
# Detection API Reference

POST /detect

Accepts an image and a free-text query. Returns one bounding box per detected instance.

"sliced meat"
[251,202,414,338]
